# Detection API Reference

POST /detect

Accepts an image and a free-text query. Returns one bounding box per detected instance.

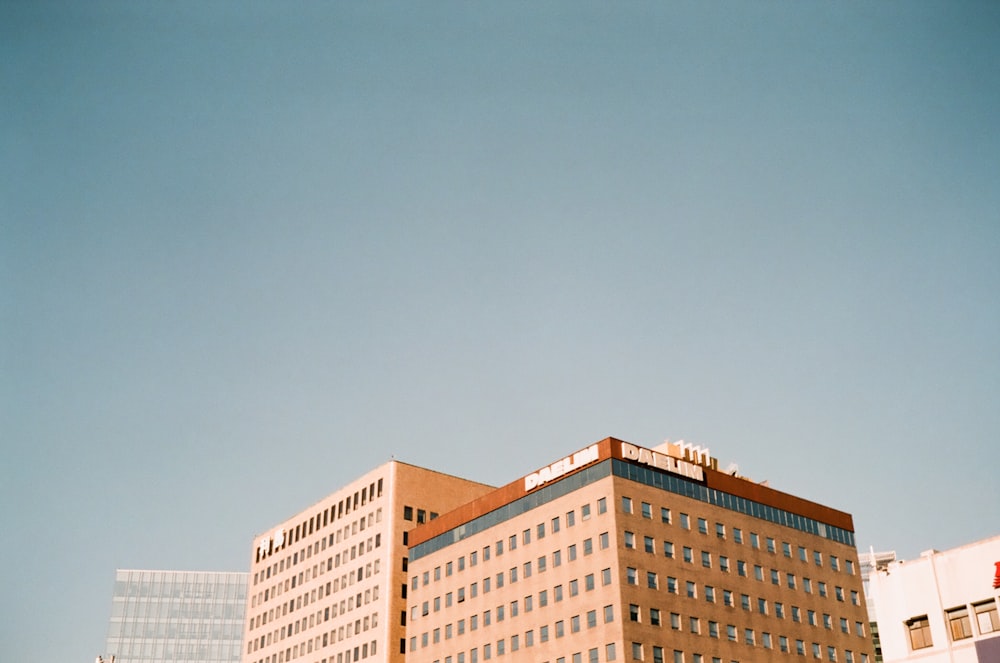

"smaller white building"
[868,534,1000,662]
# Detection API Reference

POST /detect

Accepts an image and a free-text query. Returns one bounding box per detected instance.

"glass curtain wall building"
[105,569,248,663]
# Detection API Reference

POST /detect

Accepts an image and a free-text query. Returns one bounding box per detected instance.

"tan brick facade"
[406,438,873,663]
[242,461,494,663]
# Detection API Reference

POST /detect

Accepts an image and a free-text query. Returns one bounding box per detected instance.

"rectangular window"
[582,503,591,520]
[975,600,1000,634]
[701,551,712,568]
[683,546,693,563]
[664,541,674,558]
[625,532,636,549]
[622,497,633,513]
[598,497,607,514]
[680,513,690,529]
[645,536,655,553]
[641,502,652,518]
[698,518,708,534]
[947,607,973,640]
[627,568,637,585]
[716,522,725,538]
[661,507,671,524]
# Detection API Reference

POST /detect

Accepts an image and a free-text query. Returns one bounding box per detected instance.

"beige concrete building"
[242,461,495,663]
[406,437,874,663]
[866,535,1000,662]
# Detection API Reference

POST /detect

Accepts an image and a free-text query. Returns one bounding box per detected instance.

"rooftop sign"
[621,441,705,481]
[524,444,600,491]
[257,528,285,559]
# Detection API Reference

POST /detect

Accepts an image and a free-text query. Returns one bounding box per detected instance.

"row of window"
[251,532,382,622]
[255,509,383,588]
[249,637,378,663]
[413,498,610,590]
[620,495,856,576]
[411,568,617,640]
[630,641,870,663]
[623,535,859,603]
[256,479,384,563]
[247,568,382,661]
[411,602,617,652]
[907,597,1000,650]
[427,643,620,663]
[411,533,617,623]
[247,583,381,655]
[623,564,865,631]
[627,601,866,638]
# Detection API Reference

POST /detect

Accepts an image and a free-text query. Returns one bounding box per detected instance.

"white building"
[867,535,1000,662]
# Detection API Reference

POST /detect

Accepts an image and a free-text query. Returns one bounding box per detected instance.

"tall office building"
[866,535,1000,662]
[105,569,248,663]
[407,437,874,663]
[242,461,495,663]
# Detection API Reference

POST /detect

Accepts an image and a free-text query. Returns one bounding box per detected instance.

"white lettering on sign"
[620,442,705,481]
[257,528,286,559]
[525,444,600,491]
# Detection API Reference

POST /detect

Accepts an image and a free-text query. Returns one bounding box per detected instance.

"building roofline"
[409,436,855,548]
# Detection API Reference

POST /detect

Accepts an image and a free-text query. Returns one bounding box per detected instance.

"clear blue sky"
[3,2,998,661]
